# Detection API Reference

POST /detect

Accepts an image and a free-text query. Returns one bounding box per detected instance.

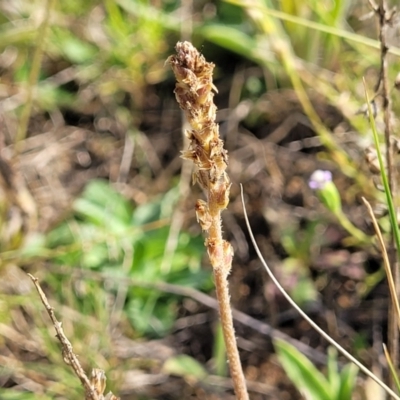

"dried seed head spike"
[168,42,249,400]
[168,41,232,263]
[168,42,229,202]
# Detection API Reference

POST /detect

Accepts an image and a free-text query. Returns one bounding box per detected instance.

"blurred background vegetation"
[1,0,400,399]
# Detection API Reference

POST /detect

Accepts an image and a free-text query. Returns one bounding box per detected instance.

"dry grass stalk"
[168,41,249,399]
[28,274,119,400]
[361,197,400,331]
[368,0,399,381]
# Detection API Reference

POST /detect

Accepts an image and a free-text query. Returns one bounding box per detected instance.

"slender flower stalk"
[168,42,249,399]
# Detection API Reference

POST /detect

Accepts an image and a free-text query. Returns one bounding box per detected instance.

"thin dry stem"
[240,186,400,400]
[168,42,249,399]
[362,198,400,330]
[371,0,399,378]
[28,274,119,400]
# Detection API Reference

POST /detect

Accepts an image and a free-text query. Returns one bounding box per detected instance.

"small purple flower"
[308,170,333,190]
[308,170,341,213]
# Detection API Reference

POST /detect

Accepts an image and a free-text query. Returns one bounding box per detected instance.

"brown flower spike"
[168,42,248,399]
[168,41,232,275]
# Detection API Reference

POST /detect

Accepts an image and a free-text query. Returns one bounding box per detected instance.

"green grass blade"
[383,344,400,395]
[364,81,400,264]
[337,363,359,400]
[274,339,332,400]
[225,0,400,56]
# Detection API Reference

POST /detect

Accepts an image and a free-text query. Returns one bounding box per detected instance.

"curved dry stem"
[240,184,400,400]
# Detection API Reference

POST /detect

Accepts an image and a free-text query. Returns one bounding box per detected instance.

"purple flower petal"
[309,170,332,190]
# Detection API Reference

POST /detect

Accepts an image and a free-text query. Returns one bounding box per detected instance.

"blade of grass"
[275,339,332,400]
[225,0,400,57]
[363,80,400,275]
[383,344,400,394]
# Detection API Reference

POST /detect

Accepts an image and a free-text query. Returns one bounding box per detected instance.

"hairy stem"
[214,268,248,398]
[168,41,248,399]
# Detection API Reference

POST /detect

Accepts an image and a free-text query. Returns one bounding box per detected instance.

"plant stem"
[214,268,249,399]
[334,210,371,244]
[168,41,249,399]
[371,0,399,379]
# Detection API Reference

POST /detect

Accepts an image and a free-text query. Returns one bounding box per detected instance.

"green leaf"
[126,294,176,337]
[81,243,109,269]
[337,363,358,400]
[131,201,162,226]
[45,222,75,248]
[73,198,127,234]
[327,347,340,397]
[163,355,208,381]
[274,339,332,400]
[44,180,205,339]
[76,179,133,226]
